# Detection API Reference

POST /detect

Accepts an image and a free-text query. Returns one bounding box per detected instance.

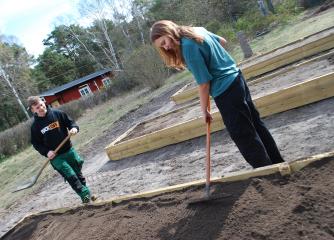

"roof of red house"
[40,68,112,97]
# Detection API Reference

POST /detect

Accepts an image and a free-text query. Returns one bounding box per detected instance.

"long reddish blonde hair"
[150,20,203,69]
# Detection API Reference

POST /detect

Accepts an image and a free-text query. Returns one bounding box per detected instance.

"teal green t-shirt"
[181,27,239,98]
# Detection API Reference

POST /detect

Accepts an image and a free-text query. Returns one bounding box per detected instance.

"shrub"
[276,0,303,16]
[0,119,32,159]
[59,100,86,121]
[123,45,169,89]
[110,71,138,93]
[235,9,277,36]
[205,20,223,33]
[217,23,238,45]
[296,0,327,9]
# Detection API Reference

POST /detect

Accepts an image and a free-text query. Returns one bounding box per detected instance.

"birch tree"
[78,0,121,70]
[66,25,104,69]
[0,40,36,128]
[130,0,146,45]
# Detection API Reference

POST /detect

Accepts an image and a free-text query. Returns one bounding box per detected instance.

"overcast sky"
[0,0,80,57]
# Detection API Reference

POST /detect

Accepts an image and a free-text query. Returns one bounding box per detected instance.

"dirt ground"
[3,155,334,240]
[1,9,334,240]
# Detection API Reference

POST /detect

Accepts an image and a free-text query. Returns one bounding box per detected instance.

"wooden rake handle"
[36,134,72,179]
[13,134,73,192]
[54,134,72,154]
[206,97,211,190]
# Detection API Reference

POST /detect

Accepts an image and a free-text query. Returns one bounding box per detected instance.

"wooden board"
[242,34,334,79]
[106,72,334,160]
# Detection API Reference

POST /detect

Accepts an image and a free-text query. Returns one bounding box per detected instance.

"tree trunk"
[257,0,269,16]
[67,26,104,69]
[121,25,134,51]
[298,0,307,8]
[99,19,121,70]
[130,0,146,45]
[265,0,275,14]
[0,66,30,120]
[135,16,146,45]
[237,31,253,59]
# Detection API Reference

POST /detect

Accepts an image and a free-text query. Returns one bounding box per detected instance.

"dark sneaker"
[82,195,90,204]
[91,195,98,202]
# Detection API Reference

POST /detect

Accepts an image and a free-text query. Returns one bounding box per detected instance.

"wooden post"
[237,31,253,59]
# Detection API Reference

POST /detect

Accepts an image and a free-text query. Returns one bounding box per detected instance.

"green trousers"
[50,147,90,201]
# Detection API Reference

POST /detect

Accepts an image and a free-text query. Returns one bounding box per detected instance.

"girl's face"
[154,36,177,51]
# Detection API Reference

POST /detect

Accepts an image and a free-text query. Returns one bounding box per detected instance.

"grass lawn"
[0,7,333,211]
[231,7,334,62]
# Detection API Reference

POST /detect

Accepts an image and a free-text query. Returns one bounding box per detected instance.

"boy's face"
[31,100,47,117]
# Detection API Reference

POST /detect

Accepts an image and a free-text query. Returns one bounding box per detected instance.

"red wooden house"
[40,68,113,107]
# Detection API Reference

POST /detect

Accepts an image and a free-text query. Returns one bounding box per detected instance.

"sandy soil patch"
[3,155,334,240]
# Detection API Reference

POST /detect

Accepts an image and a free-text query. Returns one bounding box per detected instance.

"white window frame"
[102,77,111,87]
[79,85,92,97]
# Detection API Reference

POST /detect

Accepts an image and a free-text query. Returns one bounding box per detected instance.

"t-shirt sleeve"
[183,44,212,85]
[208,31,222,43]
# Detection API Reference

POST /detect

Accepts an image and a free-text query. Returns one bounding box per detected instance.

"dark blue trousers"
[214,72,284,168]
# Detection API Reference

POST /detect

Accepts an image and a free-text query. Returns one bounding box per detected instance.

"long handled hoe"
[12,134,72,193]
[188,98,231,205]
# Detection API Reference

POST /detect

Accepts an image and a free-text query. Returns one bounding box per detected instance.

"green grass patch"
[231,8,334,62]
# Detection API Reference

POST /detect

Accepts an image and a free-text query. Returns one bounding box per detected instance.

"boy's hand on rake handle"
[47,151,56,159]
[69,128,78,135]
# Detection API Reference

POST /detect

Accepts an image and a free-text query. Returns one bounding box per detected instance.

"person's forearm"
[220,37,227,47]
[198,83,210,114]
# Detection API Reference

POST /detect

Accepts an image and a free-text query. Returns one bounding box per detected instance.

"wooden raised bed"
[106,72,334,160]
[241,26,334,79]
[170,82,197,104]
[171,27,334,104]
